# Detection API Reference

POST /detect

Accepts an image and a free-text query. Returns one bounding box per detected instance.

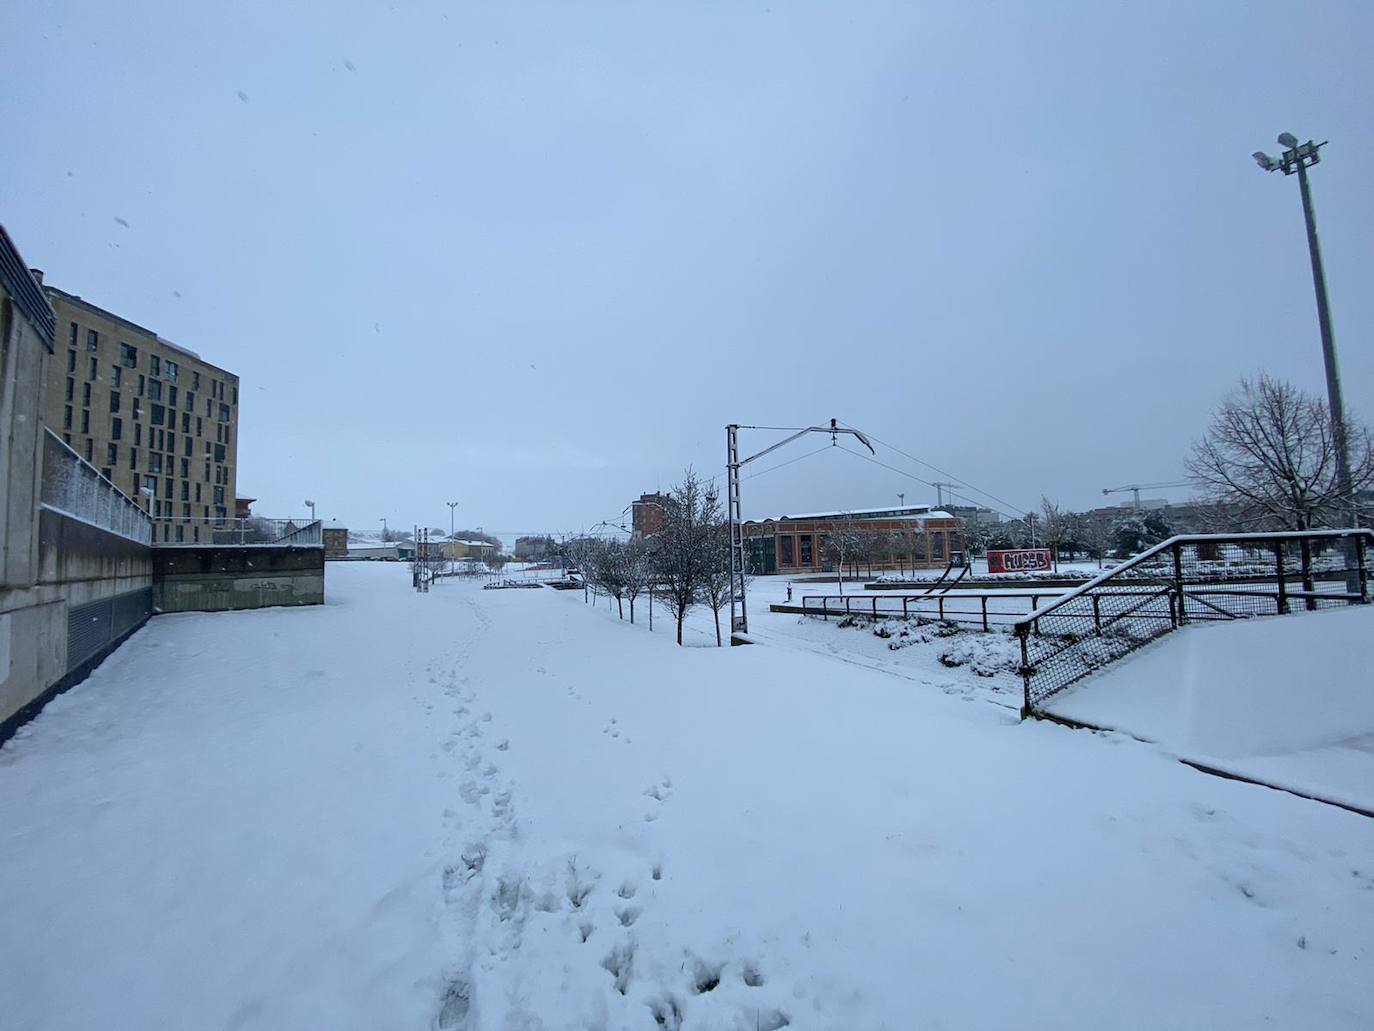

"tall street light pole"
[1253,133,1357,531]
[447,501,459,538]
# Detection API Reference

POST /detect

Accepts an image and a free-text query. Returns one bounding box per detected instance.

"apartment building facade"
[39,284,239,543]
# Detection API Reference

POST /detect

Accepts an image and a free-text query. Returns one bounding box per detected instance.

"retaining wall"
[153,546,325,612]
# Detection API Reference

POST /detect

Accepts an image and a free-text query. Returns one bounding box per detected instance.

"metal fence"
[800,590,1061,631]
[1014,529,1372,718]
[40,430,152,544]
[150,517,322,547]
[66,587,153,671]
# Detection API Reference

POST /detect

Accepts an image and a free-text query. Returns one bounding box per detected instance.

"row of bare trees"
[567,470,734,646]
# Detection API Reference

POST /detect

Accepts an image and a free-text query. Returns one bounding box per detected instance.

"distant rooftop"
[43,284,235,375]
[748,504,946,523]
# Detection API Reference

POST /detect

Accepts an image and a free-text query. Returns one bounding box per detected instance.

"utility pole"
[726,419,875,638]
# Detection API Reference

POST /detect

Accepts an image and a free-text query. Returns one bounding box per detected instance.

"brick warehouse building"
[38,282,239,544]
[742,505,965,575]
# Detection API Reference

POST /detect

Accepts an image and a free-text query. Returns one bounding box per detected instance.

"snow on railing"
[1014,529,1373,720]
[150,517,323,548]
[39,430,152,545]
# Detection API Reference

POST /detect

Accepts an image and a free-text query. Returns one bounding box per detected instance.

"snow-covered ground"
[2,563,1372,1030]
[1044,606,1374,815]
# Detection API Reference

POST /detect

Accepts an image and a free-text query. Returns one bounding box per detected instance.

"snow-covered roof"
[749,505,954,524]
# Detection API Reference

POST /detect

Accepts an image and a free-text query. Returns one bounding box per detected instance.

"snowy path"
[2,563,1372,1029]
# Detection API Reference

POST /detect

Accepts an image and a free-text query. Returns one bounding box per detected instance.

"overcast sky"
[6,1,1372,540]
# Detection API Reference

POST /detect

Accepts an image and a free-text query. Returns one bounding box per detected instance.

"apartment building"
[39,282,239,543]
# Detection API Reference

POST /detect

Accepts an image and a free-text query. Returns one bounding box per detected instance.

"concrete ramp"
[1044,605,1374,815]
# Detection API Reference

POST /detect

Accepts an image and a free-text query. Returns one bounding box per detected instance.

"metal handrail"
[1016,528,1373,627]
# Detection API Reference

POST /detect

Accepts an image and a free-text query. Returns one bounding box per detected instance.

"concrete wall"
[153,546,325,612]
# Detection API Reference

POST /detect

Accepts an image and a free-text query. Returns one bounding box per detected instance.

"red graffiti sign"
[986,548,1052,574]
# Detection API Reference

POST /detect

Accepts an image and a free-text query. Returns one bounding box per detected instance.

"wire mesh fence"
[799,591,1060,631]
[150,517,322,547]
[1014,529,1371,718]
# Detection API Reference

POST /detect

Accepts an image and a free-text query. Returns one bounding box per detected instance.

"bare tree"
[1074,512,1114,568]
[1187,373,1373,531]
[820,515,865,595]
[1038,497,1071,570]
[700,516,734,646]
[621,538,653,625]
[653,469,715,645]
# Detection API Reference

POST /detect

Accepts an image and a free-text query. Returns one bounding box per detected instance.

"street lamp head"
[304,499,314,506]
[1252,151,1277,171]
[1277,132,1299,149]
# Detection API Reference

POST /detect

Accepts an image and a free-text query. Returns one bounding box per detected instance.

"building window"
[167,432,176,454]
[214,443,226,462]
[65,377,74,402]
[150,354,161,376]
[165,360,177,381]
[232,385,238,404]
[84,439,93,462]
[148,379,163,401]
[195,482,201,503]
[133,399,142,421]
[69,322,78,347]
[143,474,156,495]
[82,382,91,406]
[107,443,118,465]
[932,531,945,560]
[86,329,99,352]
[67,350,76,373]
[192,371,200,390]
[138,374,145,395]
[134,422,142,445]
[80,410,90,433]
[181,412,190,432]
[110,391,120,412]
[184,391,194,412]
[168,385,177,406]
[88,356,97,380]
[129,448,137,470]
[799,534,813,565]
[151,403,165,426]
[183,436,192,457]
[213,485,225,504]
[180,457,189,477]
[111,417,122,440]
[165,478,173,498]
[780,535,795,566]
[180,480,189,500]
[219,402,230,422]
[149,452,162,474]
[119,342,137,368]
[175,524,184,542]
[63,406,72,430]
[195,417,202,436]
[111,365,122,389]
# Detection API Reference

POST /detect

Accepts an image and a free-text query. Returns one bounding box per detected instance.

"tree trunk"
[713,607,722,646]
[629,597,635,624]
[676,614,684,646]
[617,596,623,619]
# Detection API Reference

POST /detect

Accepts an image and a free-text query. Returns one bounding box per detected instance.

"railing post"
[872,597,878,618]
[1092,594,1101,634]
[1172,541,1187,626]
[1017,624,1032,719]
[1357,534,1369,604]
[938,596,945,621]
[1274,539,1287,615]
[981,595,989,632]
[902,596,909,619]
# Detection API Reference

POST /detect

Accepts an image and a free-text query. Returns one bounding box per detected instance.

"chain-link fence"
[1015,529,1371,718]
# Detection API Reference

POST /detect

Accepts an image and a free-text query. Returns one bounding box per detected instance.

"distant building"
[944,504,1002,526]
[346,542,413,561]
[39,282,240,544]
[235,496,255,520]
[514,535,558,561]
[742,505,964,575]
[631,492,669,538]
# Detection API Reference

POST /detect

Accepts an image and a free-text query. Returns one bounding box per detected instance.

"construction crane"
[1101,481,1190,511]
